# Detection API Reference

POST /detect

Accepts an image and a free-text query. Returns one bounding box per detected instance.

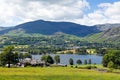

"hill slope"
[0,20,99,37]
[85,27,120,44]
[94,23,120,31]
[0,27,10,31]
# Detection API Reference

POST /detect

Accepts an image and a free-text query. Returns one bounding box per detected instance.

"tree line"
[0,45,120,69]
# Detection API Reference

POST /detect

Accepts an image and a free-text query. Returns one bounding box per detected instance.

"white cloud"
[75,1,120,26]
[0,0,89,26]
[0,0,120,26]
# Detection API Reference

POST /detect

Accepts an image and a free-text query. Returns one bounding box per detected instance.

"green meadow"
[0,67,120,80]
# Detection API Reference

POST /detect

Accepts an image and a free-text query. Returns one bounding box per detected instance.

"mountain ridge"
[0,20,100,37]
[84,27,120,44]
[0,20,120,38]
[94,23,120,31]
[0,27,10,31]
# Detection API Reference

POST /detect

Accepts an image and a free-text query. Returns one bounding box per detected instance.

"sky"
[0,0,120,27]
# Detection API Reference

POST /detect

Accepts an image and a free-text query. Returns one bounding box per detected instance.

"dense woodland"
[0,32,120,55]
[0,32,119,55]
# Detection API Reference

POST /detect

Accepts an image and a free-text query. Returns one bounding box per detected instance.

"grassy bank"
[0,67,120,80]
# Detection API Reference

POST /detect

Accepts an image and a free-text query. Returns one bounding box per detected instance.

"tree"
[47,55,54,64]
[76,48,86,54]
[96,48,107,55]
[84,59,87,65]
[41,55,48,64]
[88,59,91,64]
[69,58,74,65]
[76,59,82,65]
[13,52,19,64]
[41,55,54,64]
[102,54,109,67]
[54,55,60,64]
[102,50,120,69]
[23,53,32,58]
[107,61,114,68]
[0,46,19,68]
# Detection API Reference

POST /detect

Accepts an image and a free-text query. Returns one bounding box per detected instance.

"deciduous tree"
[54,55,60,64]
[0,46,19,68]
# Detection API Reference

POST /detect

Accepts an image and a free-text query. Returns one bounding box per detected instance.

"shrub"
[107,61,114,68]
[75,65,78,68]
[24,62,31,67]
[78,66,97,69]
[76,59,82,65]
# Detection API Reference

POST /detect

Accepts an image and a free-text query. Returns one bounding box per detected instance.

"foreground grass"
[0,67,120,80]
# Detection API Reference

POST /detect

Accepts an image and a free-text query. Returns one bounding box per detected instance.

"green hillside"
[84,27,120,45]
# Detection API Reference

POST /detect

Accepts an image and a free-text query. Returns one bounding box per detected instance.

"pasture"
[0,67,120,80]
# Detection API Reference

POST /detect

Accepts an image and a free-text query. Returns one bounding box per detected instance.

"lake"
[32,54,103,65]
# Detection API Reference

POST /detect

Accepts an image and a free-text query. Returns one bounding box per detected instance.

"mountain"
[100,27,120,42]
[85,27,120,44]
[0,20,99,37]
[0,20,120,49]
[0,27,10,31]
[94,23,120,31]
[1,20,120,37]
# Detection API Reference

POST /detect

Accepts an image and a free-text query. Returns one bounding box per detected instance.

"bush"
[76,59,82,65]
[24,62,31,67]
[86,66,91,69]
[70,65,73,67]
[107,68,114,73]
[75,65,78,68]
[78,66,97,69]
[107,61,114,68]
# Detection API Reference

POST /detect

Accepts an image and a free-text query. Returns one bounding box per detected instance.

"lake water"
[32,54,103,65]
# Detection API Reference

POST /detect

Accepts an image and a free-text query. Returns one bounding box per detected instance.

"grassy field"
[0,67,120,80]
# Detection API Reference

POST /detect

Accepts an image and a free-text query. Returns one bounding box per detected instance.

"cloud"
[0,0,119,26]
[0,0,89,26]
[75,1,120,26]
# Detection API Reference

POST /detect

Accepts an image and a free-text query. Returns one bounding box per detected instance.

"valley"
[0,20,120,55]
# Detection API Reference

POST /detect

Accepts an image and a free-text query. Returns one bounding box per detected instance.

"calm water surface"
[32,54,103,65]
